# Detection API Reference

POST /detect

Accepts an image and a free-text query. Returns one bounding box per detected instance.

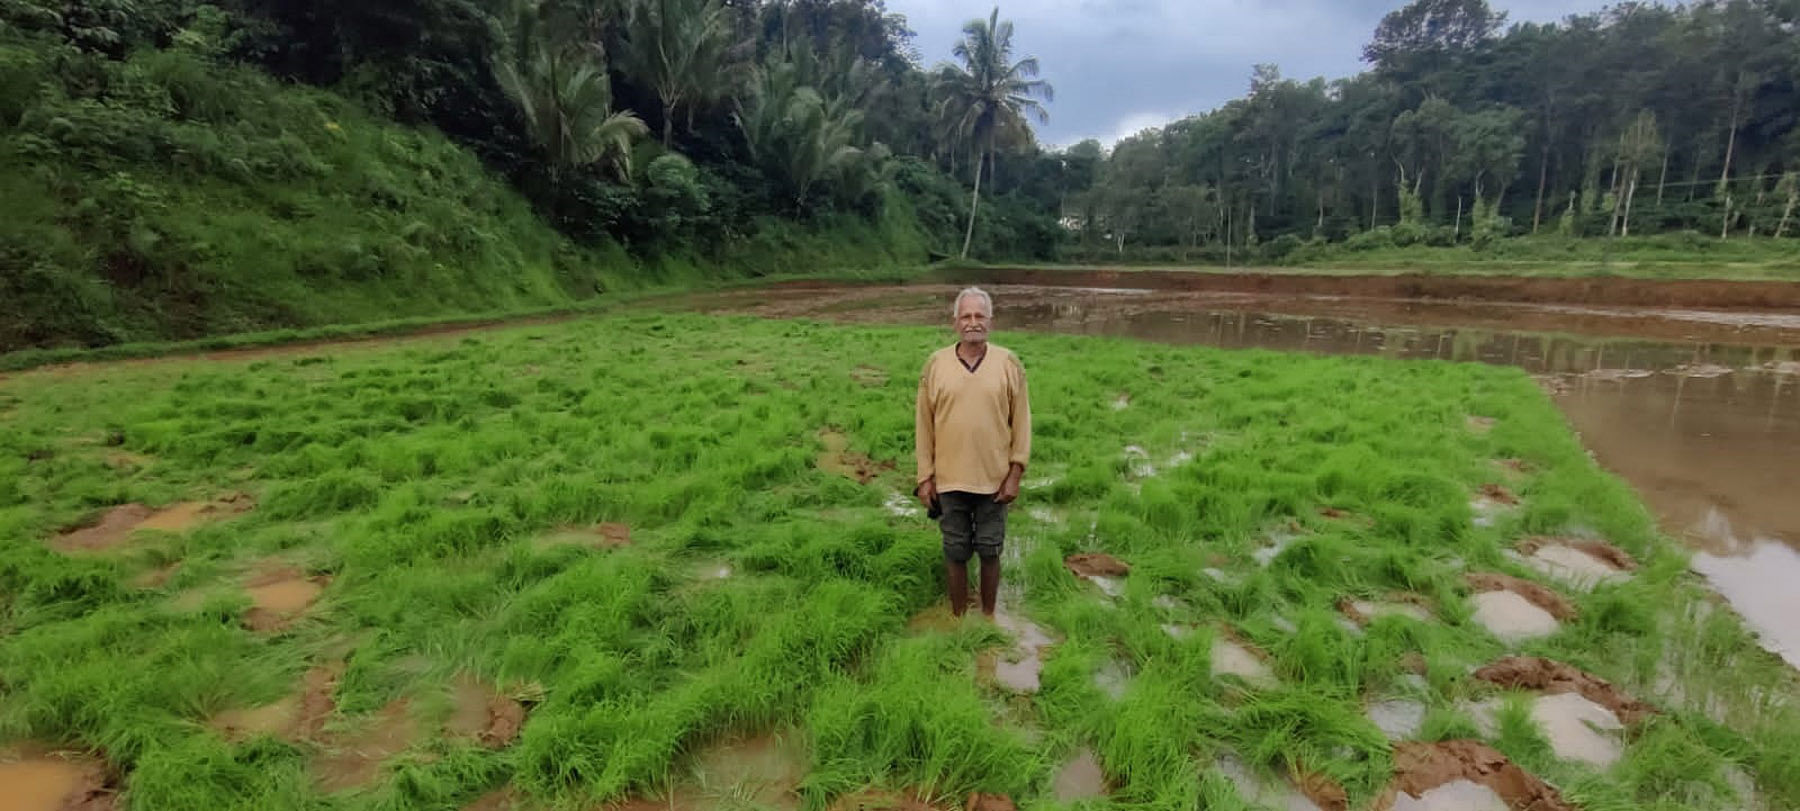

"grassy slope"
[1,314,1795,810]
[0,34,928,352]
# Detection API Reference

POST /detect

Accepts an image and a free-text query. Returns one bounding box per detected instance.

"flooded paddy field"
[1,310,1795,810]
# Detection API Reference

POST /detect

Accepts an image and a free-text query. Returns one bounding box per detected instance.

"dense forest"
[1055,0,1800,262]
[0,0,1059,348]
[4,0,1798,348]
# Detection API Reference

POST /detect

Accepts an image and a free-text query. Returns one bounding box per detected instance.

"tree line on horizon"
[1041,0,1800,261]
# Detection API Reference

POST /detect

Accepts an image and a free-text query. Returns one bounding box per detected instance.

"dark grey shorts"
[937,490,1007,563]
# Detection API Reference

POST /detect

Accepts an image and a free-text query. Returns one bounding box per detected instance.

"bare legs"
[946,556,1000,617]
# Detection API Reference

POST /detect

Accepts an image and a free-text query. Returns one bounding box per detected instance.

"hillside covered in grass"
[1,314,1794,810]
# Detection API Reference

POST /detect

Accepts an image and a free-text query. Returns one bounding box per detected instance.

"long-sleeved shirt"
[915,343,1031,494]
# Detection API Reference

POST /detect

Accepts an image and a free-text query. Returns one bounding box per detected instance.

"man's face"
[954,297,992,344]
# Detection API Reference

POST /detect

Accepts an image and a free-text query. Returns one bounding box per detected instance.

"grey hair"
[952,286,994,317]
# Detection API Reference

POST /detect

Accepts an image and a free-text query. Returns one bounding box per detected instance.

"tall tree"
[933,7,1052,259]
[625,0,737,145]
[495,0,647,179]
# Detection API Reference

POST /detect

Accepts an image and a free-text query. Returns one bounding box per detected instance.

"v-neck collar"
[955,344,987,373]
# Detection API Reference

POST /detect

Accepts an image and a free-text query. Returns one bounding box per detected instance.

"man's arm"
[914,357,937,505]
[996,354,1031,503]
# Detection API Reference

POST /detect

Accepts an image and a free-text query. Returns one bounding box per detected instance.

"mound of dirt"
[1292,767,1349,811]
[0,748,117,811]
[1472,657,1656,725]
[1380,740,1573,811]
[1464,573,1576,621]
[1065,553,1130,577]
[1477,483,1519,505]
[1517,537,1637,572]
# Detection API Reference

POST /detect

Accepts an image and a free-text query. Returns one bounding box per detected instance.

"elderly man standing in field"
[915,287,1032,618]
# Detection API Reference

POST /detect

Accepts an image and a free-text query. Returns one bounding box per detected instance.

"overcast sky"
[887,0,1616,148]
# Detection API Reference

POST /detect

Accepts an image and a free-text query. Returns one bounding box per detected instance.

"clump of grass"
[0,312,1794,810]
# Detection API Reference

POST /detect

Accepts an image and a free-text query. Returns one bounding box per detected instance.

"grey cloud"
[888,0,1615,147]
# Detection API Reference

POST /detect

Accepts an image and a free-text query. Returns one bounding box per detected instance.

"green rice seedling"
[0,312,1795,810]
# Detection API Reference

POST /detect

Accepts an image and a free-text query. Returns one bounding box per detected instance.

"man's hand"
[994,465,1024,504]
[916,478,938,510]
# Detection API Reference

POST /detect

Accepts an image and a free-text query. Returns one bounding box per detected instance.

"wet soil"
[1340,595,1434,626]
[461,787,520,811]
[0,748,117,811]
[818,429,893,484]
[685,732,808,811]
[536,522,632,550]
[1466,692,1626,768]
[1518,537,1637,572]
[1380,740,1574,811]
[242,566,329,632]
[947,267,1800,311]
[210,659,342,743]
[826,788,954,811]
[1051,748,1107,802]
[1211,636,1277,689]
[979,611,1056,694]
[1477,483,1518,505]
[1464,573,1576,621]
[51,494,253,554]
[1064,553,1130,578]
[1473,656,1655,725]
[311,699,418,793]
[448,674,527,749]
[963,793,1017,811]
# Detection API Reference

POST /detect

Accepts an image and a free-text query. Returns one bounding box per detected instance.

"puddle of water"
[1468,693,1624,768]
[244,574,325,632]
[1515,544,1630,590]
[312,699,418,792]
[1052,748,1106,802]
[1688,519,1800,670]
[447,674,525,748]
[1390,780,1510,811]
[1211,638,1276,688]
[0,752,108,811]
[818,429,892,484]
[211,696,302,741]
[1214,754,1321,811]
[1469,591,1560,642]
[682,281,1800,668]
[1345,600,1432,624]
[1092,660,1131,700]
[986,611,1055,694]
[687,732,807,810]
[1391,740,1573,811]
[1367,699,1426,741]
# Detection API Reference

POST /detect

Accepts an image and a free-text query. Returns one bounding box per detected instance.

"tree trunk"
[1453,196,1462,241]
[960,145,986,259]
[1720,193,1732,240]
[1532,144,1549,233]
[1655,143,1669,205]
[1720,76,1742,189]
[1776,191,1795,239]
[1621,171,1639,237]
[662,101,675,146]
[1369,167,1379,230]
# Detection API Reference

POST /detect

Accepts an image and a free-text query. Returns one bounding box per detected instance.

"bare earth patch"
[1064,553,1129,597]
[311,699,418,793]
[242,566,330,632]
[1052,747,1107,802]
[685,732,809,811]
[1465,573,1576,620]
[447,673,527,749]
[1473,656,1656,725]
[51,493,254,554]
[818,429,893,484]
[0,747,117,811]
[1477,483,1519,505]
[1339,595,1434,626]
[849,365,888,387]
[1515,537,1636,589]
[536,522,632,550]
[827,788,954,811]
[209,659,343,743]
[1465,416,1496,434]
[1379,740,1574,811]
[130,562,180,589]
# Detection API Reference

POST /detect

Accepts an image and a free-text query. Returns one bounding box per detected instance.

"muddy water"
[680,282,1800,669]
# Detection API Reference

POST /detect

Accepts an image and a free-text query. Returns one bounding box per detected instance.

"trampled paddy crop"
[0,313,1795,810]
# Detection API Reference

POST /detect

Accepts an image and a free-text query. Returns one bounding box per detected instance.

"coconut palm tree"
[934,7,1052,258]
[495,0,647,179]
[626,0,737,145]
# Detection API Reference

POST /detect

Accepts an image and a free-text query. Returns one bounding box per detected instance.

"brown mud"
[311,699,418,793]
[826,788,957,811]
[1477,484,1519,505]
[818,429,893,484]
[1517,537,1637,572]
[1472,656,1656,725]
[242,566,330,632]
[1292,767,1350,811]
[1064,553,1130,578]
[0,748,117,811]
[1464,573,1577,621]
[447,673,527,749]
[536,522,632,550]
[1339,594,1435,626]
[209,659,343,742]
[949,267,1800,311]
[51,493,253,554]
[1380,740,1574,811]
[461,787,520,811]
[684,732,808,811]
